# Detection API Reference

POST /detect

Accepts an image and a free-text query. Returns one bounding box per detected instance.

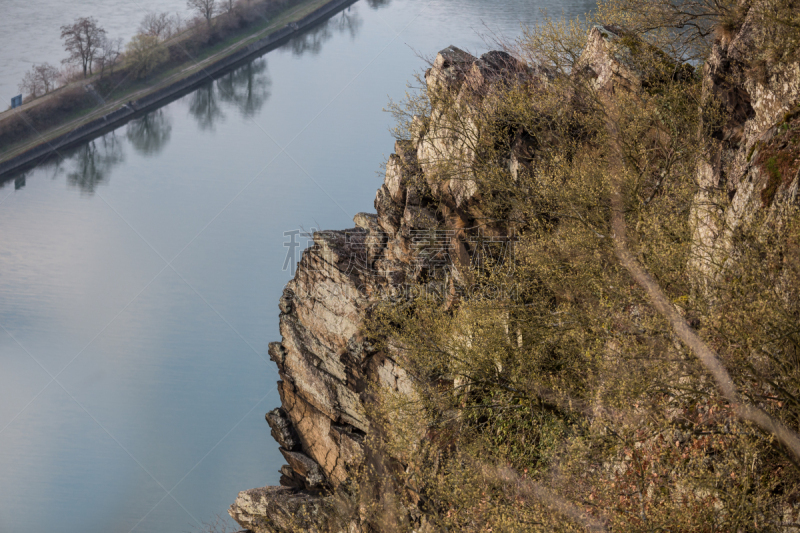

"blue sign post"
[11,94,23,109]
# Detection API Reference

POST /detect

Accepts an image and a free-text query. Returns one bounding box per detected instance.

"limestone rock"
[279,380,352,486]
[265,408,300,451]
[425,45,476,93]
[279,448,326,488]
[279,464,305,490]
[375,185,403,236]
[228,486,335,533]
[231,42,550,533]
[689,8,800,282]
[465,51,528,96]
[384,155,408,204]
[575,25,641,94]
[231,45,517,532]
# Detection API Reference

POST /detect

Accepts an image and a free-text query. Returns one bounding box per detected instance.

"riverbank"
[0,0,356,179]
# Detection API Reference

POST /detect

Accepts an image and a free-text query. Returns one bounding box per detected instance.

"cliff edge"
[231,10,800,531]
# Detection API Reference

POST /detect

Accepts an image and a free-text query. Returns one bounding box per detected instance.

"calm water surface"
[0,1,595,531]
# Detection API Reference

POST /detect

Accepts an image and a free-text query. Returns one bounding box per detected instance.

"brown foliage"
[357,1,800,530]
[0,87,93,150]
[757,110,800,206]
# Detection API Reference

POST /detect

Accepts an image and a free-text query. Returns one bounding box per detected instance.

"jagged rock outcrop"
[228,45,531,532]
[574,19,800,286]
[690,6,800,282]
[576,25,642,93]
[229,486,336,532]
[230,20,800,530]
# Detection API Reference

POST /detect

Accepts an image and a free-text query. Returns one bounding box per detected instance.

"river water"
[0,1,595,531]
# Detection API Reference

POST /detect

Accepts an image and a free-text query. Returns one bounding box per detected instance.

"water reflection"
[189,59,273,128]
[1,58,273,194]
[217,59,272,119]
[366,0,391,8]
[66,133,124,194]
[333,8,362,39]
[0,132,125,195]
[126,110,173,156]
[284,7,364,56]
[188,83,225,131]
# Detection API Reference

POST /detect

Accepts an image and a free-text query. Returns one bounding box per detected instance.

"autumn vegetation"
[323,1,800,531]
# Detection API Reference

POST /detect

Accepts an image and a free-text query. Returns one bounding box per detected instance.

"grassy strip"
[0,0,333,165]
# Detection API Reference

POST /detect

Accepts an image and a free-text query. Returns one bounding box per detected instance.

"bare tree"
[171,12,186,34]
[95,36,123,78]
[139,12,174,41]
[187,0,217,26]
[19,69,40,98]
[18,63,60,99]
[36,63,59,93]
[60,17,106,78]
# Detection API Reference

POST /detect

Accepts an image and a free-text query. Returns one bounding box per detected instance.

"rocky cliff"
[230,13,800,531]
[690,6,800,284]
[228,45,532,533]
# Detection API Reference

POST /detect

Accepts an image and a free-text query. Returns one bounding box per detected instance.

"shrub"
[0,87,94,149]
[125,34,169,79]
[356,1,800,530]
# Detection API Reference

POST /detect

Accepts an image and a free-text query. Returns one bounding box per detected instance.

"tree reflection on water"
[0,0,393,195]
[1,56,274,194]
[0,131,126,195]
[217,58,272,119]
[188,58,273,128]
[284,6,364,56]
[66,133,124,194]
[188,82,225,131]
[126,109,172,156]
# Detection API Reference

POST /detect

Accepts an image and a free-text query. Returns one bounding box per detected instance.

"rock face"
[574,20,800,286]
[228,45,529,533]
[230,26,800,531]
[575,25,642,93]
[689,8,800,282]
[229,486,335,533]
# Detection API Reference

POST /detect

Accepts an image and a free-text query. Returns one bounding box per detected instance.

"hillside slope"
[231,4,800,531]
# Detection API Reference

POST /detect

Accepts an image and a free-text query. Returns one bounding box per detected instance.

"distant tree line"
[2,0,314,154]
[14,0,297,105]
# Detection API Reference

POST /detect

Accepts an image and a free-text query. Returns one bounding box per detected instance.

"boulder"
[228,486,335,533]
[279,448,326,488]
[265,408,300,451]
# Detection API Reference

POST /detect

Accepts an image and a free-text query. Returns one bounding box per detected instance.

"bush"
[0,87,94,149]
[356,1,800,530]
[126,34,169,79]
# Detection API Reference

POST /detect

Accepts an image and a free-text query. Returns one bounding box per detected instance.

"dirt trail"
[605,116,800,460]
